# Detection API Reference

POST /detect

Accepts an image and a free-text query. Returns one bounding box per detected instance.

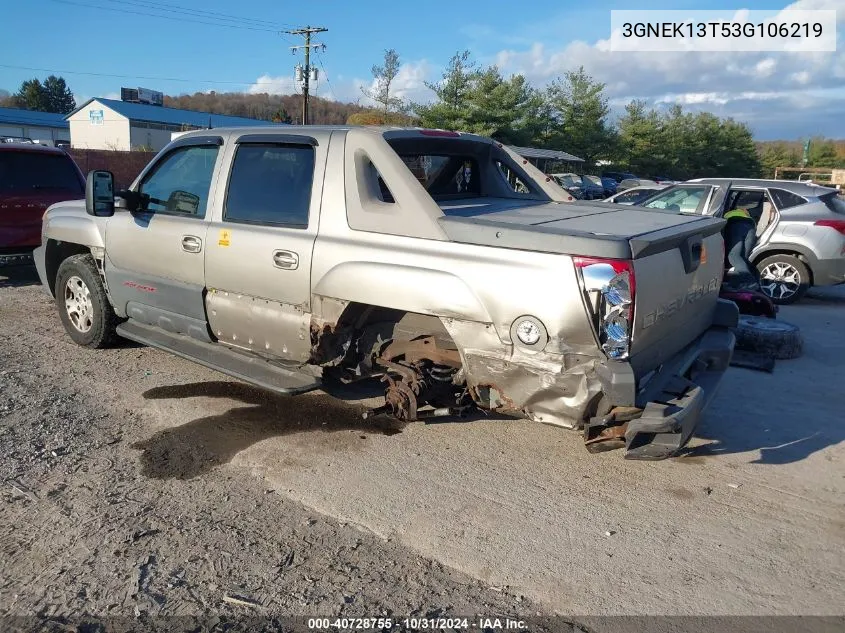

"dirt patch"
[0,269,543,624]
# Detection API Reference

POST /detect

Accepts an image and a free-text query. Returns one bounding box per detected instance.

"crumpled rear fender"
[441,317,623,428]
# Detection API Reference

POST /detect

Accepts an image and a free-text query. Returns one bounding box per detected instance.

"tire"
[55,253,120,348]
[734,316,803,360]
[757,254,810,305]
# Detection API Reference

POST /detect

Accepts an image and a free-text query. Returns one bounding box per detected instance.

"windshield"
[583,175,602,186]
[640,185,711,213]
[0,151,83,194]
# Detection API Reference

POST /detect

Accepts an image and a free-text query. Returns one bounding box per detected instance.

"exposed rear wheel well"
[337,303,451,341]
[752,249,814,285]
[45,240,91,297]
[310,301,456,368]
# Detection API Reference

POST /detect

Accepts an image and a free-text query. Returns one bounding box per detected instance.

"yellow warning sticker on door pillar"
[218,229,231,247]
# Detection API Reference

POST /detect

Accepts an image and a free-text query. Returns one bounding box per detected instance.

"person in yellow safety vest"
[722,206,759,290]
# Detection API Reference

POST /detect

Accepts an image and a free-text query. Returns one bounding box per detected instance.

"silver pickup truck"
[34,126,738,459]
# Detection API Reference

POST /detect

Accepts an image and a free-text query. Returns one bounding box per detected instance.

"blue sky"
[1,0,842,139]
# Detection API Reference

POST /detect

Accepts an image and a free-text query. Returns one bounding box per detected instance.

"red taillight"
[573,257,636,307]
[814,219,845,235]
[419,129,460,137]
[573,257,636,359]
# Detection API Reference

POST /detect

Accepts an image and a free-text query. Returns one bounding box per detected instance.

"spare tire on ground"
[734,316,803,360]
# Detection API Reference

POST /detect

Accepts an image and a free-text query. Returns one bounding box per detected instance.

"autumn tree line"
[3,61,844,180]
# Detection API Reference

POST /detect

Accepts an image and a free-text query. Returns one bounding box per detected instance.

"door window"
[224,144,315,227]
[138,145,219,217]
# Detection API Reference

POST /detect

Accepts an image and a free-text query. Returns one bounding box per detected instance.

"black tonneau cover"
[437,199,725,260]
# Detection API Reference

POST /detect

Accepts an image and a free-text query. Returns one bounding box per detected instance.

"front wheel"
[55,253,120,348]
[756,254,810,305]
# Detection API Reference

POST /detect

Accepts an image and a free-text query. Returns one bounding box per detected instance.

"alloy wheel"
[64,275,94,333]
[759,261,800,301]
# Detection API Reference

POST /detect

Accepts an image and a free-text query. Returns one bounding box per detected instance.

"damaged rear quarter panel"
[440,318,606,429]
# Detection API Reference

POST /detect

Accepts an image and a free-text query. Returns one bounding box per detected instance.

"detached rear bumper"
[592,299,738,460]
[624,327,735,459]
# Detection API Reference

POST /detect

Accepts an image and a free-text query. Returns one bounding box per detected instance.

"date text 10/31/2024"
[307,617,528,630]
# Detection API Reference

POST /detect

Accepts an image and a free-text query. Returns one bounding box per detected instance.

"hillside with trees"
[2,69,843,181]
[163,92,366,125]
[755,138,845,177]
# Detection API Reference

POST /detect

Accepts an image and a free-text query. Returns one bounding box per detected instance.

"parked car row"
[553,170,678,201]
[551,172,637,200]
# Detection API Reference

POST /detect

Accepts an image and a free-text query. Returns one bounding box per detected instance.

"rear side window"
[0,151,83,194]
[770,188,807,210]
[225,144,314,227]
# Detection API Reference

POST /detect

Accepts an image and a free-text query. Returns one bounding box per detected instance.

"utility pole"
[285,26,327,125]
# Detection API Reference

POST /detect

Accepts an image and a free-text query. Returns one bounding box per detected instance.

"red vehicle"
[0,143,85,265]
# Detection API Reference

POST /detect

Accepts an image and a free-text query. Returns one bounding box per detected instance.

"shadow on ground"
[0,264,40,288]
[804,288,845,305]
[684,383,844,465]
[132,381,405,480]
[685,427,842,464]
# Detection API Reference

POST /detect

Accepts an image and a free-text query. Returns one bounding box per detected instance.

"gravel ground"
[1,264,843,633]
[0,266,554,632]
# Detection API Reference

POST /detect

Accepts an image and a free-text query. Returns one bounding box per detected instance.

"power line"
[315,52,337,102]
[99,0,296,28]
[45,0,284,32]
[0,63,287,88]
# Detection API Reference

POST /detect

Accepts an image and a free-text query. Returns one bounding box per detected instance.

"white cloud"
[354,59,434,107]
[755,58,777,76]
[270,59,435,106]
[247,74,297,95]
[484,0,845,138]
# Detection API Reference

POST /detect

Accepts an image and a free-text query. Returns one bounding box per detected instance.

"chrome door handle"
[273,250,299,270]
[181,235,202,253]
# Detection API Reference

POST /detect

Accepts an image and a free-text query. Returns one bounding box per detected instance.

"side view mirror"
[165,190,200,215]
[85,170,115,217]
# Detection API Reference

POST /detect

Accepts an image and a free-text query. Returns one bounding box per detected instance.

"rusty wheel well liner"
[310,302,456,366]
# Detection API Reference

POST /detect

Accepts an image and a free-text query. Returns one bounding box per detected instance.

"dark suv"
[0,143,85,265]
